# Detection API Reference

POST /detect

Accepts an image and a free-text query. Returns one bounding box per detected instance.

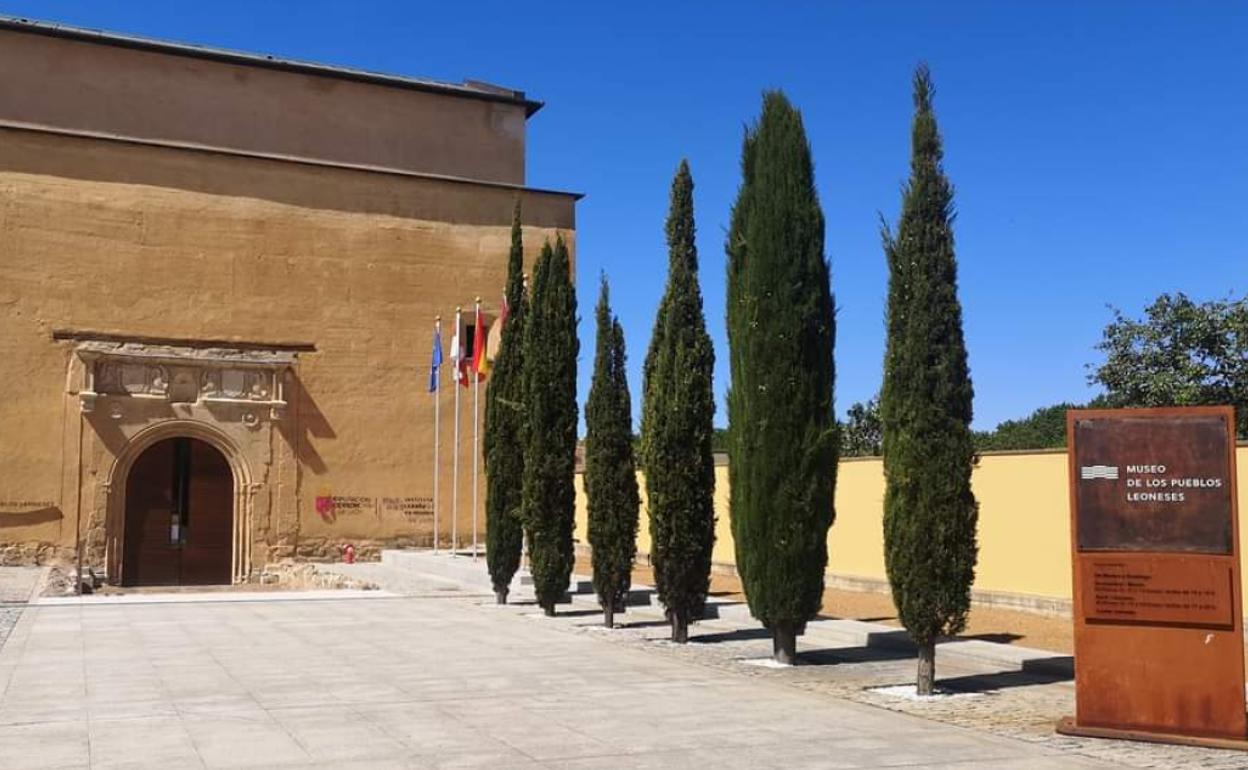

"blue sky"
[5,2,1245,430]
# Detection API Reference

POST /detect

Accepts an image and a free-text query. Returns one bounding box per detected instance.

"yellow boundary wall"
[574,446,1248,615]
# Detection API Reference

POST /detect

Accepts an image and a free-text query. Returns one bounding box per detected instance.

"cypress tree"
[484,202,528,603]
[641,160,716,643]
[725,93,837,664]
[521,235,579,616]
[585,277,640,628]
[880,65,978,695]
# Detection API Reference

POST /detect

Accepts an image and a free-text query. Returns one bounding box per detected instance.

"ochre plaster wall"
[0,126,575,573]
[575,448,1248,611]
[0,27,530,184]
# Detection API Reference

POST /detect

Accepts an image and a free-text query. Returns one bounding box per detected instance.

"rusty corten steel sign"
[1075,414,1234,554]
[1060,406,1246,748]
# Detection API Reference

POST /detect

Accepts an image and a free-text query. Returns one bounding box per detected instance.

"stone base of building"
[0,536,437,580]
[292,535,432,563]
[0,542,77,568]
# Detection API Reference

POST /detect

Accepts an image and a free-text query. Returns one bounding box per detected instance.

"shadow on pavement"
[799,642,916,666]
[691,627,773,644]
[939,656,1075,692]
[958,632,1024,645]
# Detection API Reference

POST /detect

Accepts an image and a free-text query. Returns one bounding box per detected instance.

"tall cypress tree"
[641,160,716,643]
[484,202,528,603]
[521,235,579,616]
[880,65,978,695]
[585,277,640,628]
[726,93,837,664]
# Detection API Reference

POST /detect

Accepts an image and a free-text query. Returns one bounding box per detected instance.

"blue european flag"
[428,325,443,393]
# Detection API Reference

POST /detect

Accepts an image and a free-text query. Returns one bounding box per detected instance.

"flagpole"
[520,274,529,575]
[432,316,441,555]
[452,306,462,557]
[472,297,482,562]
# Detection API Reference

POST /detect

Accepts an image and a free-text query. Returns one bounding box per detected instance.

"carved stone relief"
[77,341,294,420]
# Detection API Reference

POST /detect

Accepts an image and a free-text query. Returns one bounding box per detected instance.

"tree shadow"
[691,627,773,644]
[552,607,607,618]
[795,628,917,666]
[799,644,916,666]
[938,656,1074,693]
[957,632,1024,645]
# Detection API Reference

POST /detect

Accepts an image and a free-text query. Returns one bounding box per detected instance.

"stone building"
[0,17,578,585]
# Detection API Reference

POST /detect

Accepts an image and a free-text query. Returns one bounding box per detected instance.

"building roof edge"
[0,15,545,117]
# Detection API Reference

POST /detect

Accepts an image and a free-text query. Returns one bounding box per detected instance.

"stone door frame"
[66,335,304,585]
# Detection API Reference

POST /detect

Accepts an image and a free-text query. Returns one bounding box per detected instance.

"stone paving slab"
[365,552,1074,681]
[0,580,1123,769]
[0,568,44,604]
[34,588,398,606]
[356,554,1248,770]
[0,568,43,660]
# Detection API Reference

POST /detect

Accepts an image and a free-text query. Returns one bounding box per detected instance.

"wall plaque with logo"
[1058,406,1246,749]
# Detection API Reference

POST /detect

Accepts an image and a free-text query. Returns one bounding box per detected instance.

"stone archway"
[122,436,233,586]
[104,420,255,585]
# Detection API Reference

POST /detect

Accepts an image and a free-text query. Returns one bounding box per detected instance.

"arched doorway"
[122,437,234,586]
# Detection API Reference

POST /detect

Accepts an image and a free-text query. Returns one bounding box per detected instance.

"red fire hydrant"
[343,543,356,564]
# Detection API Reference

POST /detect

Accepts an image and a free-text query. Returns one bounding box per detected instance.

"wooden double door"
[123,437,233,586]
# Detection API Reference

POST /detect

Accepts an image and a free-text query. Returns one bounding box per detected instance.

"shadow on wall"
[87,402,178,457]
[278,374,334,476]
[0,508,63,527]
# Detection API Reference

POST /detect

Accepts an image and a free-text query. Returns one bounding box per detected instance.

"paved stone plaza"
[0,566,1236,769]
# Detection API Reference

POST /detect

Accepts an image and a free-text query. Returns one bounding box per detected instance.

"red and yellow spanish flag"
[472,302,489,380]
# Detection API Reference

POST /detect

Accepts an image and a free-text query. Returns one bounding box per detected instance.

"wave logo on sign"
[1081,465,1120,481]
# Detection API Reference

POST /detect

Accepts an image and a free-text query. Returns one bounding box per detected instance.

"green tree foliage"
[641,160,717,643]
[726,93,837,663]
[880,65,978,695]
[585,277,640,628]
[1090,292,1248,437]
[841,398,883,457]
[484,202,528,603]
[973,403,1077,451]
[521,236,579,615]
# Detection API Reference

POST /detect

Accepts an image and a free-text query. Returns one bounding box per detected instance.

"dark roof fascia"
[0,15,544,117]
